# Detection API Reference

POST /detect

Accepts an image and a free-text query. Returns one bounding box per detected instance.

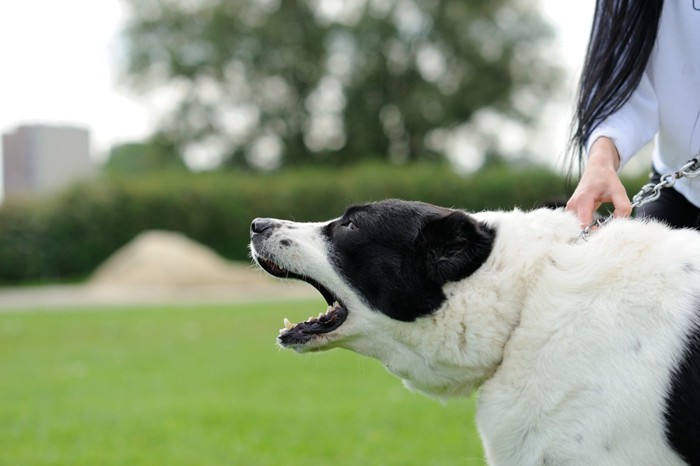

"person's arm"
[585,72,659,168]
[567,72,659,227]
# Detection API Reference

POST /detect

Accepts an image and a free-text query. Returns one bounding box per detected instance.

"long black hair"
[567,0,664,175]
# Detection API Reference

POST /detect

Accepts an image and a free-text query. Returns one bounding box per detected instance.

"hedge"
[0,162,646,284]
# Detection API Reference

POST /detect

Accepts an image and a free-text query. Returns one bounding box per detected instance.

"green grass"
[0,300,485,465]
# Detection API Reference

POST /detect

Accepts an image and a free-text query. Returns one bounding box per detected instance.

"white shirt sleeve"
[585,71,659,170]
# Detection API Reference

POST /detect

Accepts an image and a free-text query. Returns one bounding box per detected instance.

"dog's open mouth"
[254,255,348,347]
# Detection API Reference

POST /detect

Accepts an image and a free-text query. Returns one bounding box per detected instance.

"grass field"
[0,300,485,465]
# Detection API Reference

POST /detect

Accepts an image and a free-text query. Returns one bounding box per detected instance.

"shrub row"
[0,162,646,284]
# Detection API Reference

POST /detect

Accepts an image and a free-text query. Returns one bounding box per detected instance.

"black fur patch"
[664,306,700,464]
[323,199,495,322]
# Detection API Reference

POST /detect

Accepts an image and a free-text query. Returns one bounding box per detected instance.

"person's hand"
[566,137,632,228]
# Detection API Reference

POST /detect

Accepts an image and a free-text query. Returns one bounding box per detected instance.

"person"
[566,0,700,230]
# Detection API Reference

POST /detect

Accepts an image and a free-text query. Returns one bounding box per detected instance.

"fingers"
[566,145,631,228]
[610,191,632,218]
[566,195,596,228]
[567,189,632,229]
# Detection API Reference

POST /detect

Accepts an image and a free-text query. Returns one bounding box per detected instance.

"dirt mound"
[0,231,316,310]
[89,230,269,288]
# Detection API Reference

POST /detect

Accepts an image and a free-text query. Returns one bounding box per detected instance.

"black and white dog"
[249,199,700,465]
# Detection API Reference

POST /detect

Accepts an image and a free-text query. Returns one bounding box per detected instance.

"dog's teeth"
[284,318,294,330]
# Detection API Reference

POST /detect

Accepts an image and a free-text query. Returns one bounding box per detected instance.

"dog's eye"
[342,220,358,230]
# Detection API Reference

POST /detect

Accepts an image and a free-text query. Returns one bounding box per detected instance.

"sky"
[0,0,595,165]
[0,0,150,161]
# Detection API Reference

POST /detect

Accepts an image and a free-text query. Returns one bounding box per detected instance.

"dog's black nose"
[251,218,277,235]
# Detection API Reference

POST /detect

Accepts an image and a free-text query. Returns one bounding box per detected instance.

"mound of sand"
[89,230,269,288]
[0,230,316,310]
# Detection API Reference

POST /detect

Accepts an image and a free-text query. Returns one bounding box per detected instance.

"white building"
[2,124,94,199]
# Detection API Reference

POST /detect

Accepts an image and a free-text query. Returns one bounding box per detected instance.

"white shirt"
[587,0,700,207]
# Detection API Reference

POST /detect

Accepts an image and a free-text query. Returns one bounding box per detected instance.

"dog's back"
[476,215,700,465]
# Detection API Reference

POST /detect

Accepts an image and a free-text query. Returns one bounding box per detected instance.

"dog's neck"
[345,209,581,399]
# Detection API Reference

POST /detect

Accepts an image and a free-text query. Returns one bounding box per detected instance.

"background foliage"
[121,0,560,169]
[0,163,575,284]
[0,162,650,285]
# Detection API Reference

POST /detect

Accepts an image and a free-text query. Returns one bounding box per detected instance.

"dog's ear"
[418,211,495,284]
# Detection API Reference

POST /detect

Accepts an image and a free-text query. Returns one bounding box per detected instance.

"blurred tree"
[121,0,560,169]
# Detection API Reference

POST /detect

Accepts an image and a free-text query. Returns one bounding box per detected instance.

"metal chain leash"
[629,156,700,209]
[579,154,700,241]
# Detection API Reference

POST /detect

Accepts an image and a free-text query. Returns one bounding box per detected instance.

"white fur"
[253,208,700,465]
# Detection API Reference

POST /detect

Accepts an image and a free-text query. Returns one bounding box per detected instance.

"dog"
[249,199,700,465]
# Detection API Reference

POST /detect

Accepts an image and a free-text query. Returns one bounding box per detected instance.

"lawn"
[0,300,484,465]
